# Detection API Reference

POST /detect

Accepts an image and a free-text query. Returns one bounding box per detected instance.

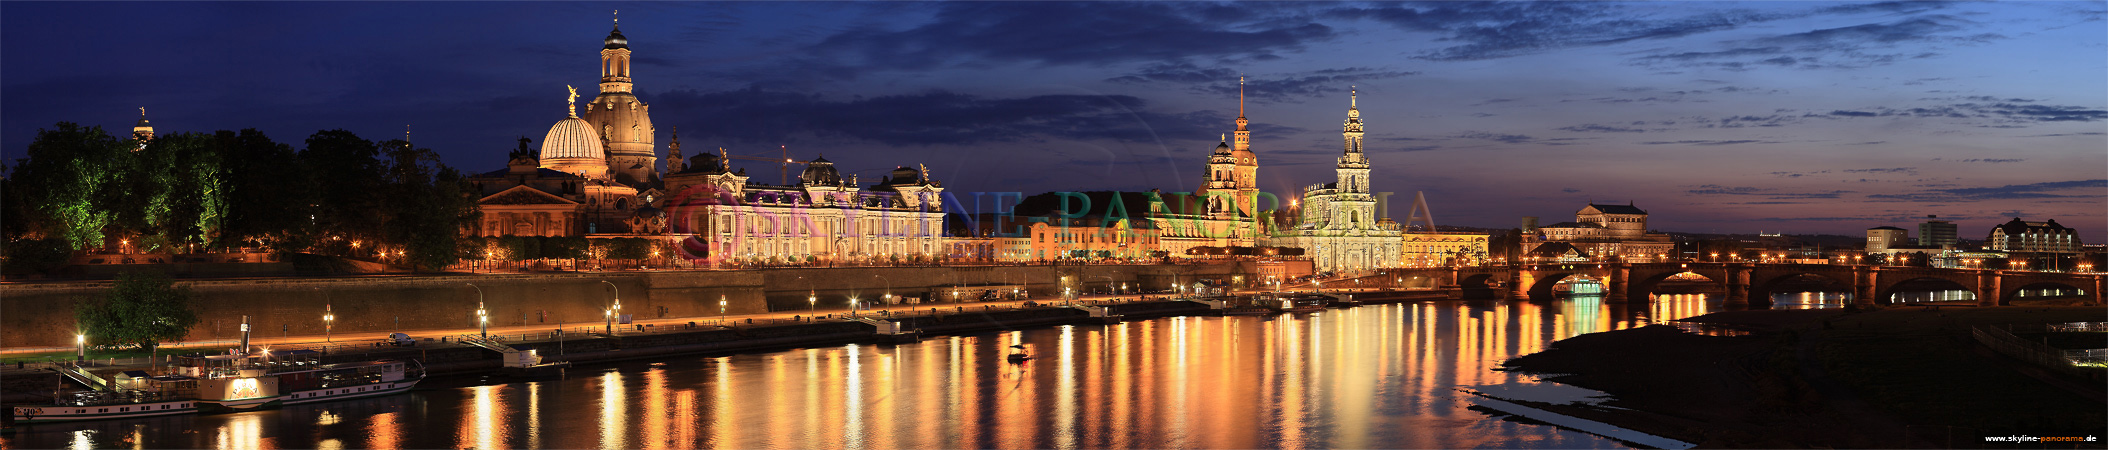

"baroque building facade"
[1264,90,1402,273]
[661,153,948,263]
[1150,79,1266,253]
[1527,203,1674,262]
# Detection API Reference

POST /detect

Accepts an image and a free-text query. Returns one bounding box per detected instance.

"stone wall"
[1,263,1243,348]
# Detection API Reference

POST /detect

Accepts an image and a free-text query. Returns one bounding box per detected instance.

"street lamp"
[467,283,488,339]
[601,280,622,335]
[719,295,728,325]
[76,333,85,362]
[324,304,335,343]
[809,291,818,313]
[848,297,860,317]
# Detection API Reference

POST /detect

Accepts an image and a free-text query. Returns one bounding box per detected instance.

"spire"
[1350,86,1358,109]
[404,124,411,144]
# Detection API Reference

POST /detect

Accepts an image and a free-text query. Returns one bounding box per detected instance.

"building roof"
[1868,226,1907,231]
[540,116,605,160]
[1994,217,2074,234]
[1584,203,1648,215]
[1525,242,1590,258]
[1540,221,1603,229]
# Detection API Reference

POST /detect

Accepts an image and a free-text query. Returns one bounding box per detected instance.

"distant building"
[1866,226,1908,253]
[1401,232,1489,267]
[1988,218,2083,254]
[1266,89,1403,273]
[1918,215,1957,248]
[1527,203,1674,262]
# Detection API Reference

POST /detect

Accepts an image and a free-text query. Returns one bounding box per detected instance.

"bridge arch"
[2001,281,2090,304]
[1874,276,1979,305]
[1624,269,1723,303]
[1749,272,1854,308]
[1525,272,1606,301]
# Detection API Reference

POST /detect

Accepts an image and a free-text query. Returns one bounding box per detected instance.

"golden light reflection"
[364,412,400,449]
[599,371,627,450]
[214,411,264,450]
[458,384,507,450]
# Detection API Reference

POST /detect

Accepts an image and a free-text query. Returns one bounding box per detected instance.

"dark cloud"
[1821,102,2108,123]
[2018,132,2106,137]
[1869,179,2107,201]
[1769,170,1831,178]
[1455,132,1536,144]
[1640,139,1771,146]
[1557,124,1647,133]
[648,86,1216,146]
[1950,158,2025,163]
[1105,61,1237,84]
[1328,3,1780,61]
[1630,15,2000,70]
[1560,188,1581,193]
[807,3,1334,74]
[1843,167,1918,175]
[1686,184,1852,199]
[1188,68,1418,102]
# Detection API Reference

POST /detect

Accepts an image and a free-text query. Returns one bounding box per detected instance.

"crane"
[719,145,811,186]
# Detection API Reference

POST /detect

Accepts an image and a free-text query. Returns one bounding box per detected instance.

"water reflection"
[6,296,1736,449]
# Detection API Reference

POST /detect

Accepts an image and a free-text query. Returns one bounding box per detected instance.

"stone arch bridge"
[1351,263,2102,306]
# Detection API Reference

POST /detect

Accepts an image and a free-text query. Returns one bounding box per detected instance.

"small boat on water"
[1007,344,1031,363]
[9,351,423,424]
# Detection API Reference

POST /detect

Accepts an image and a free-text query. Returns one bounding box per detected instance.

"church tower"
[666,126,684,174]
[1202,134,1237,217]
[1229,77,1260,217]
[131,107,154,150]
[582,12,660,188]
[1330,88,1376,230]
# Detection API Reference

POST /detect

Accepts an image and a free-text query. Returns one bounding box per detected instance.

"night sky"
[5,2,2103,241]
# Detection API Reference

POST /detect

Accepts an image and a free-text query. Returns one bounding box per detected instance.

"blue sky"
[5,1,2103,240]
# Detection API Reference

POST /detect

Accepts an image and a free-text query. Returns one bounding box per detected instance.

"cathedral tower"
[1229,77,1260,217]
[1330,89,1376,229]
[131,107,154,150]
[582,13,660,188]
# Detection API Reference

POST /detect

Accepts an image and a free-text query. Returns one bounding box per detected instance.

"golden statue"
[566,85,578,105]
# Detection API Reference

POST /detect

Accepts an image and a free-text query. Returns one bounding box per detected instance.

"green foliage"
[604,238,652,260]
[2,238,75,275]
[13,123,126,250]
[500,236,540,262]
[540,236,588,259]
[76,272,200,351]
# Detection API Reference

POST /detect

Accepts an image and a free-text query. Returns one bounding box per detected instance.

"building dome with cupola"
[799,155,844,186]
[582,16,658,188]
[539,88,609,180]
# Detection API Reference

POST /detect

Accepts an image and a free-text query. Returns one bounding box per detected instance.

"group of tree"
[75,271,199,351]
[479,236,658,261]
[2,123,480,273]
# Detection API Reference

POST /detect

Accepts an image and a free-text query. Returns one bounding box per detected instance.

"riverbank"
[1500,306,2107,448]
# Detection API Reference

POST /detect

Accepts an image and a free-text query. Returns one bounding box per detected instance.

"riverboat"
[8,351,422,423]
[1266,294,1330,313]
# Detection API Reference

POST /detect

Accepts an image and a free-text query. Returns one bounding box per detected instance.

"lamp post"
[76,333,85,362]
[467,283,488,339]
[719,295,728,325]
[872,275,890,306]
[601,280,621,335]
[848,297,859,317]
[324,304,335,343]
[809,291,818,314]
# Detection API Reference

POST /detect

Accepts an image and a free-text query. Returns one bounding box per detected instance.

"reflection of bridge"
[1360,263,2103,306]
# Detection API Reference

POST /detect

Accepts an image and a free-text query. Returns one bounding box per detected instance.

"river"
[7,296,1749,449]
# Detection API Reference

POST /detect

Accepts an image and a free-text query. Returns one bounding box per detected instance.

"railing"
[1971,325,2106,381]
[2046,322,2107,332]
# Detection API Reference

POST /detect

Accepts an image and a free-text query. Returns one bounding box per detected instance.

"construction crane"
[719,145,811,186]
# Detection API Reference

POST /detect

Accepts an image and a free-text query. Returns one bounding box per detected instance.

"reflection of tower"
[132,107,154,150]
[582,14,659,187]
[1230,77,1259,217]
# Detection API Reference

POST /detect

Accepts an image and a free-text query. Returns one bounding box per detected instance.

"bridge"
[1342,263,2103,306]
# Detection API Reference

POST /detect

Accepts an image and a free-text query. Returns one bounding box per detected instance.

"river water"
[6,296,1742,449]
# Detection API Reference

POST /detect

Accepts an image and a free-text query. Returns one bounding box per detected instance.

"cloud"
[648,86,1216,146]
[1186,67,1418,103]
[1328,3,1782,61]
[799,3,1335,75]
[1629,14,2000,70]
[1950,158,2025,163]
[1868,179,2108,201]
[1821,102,2108,123]
[1105,61,1237,84]
[1560,188,1581,193]
[1455,132,1536,144]
[1557,124,1647,133]
[1843,167,1918,175]
[1640,139,1772,146]
[1686,184,1852,199]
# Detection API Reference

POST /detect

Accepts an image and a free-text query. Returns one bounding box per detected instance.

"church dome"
[541,116,605,160]
[605,26,628,49]
[799,155,842,185]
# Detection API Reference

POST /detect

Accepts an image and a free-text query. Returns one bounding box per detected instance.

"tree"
[76,272,200,351]
[13,123,127,250]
